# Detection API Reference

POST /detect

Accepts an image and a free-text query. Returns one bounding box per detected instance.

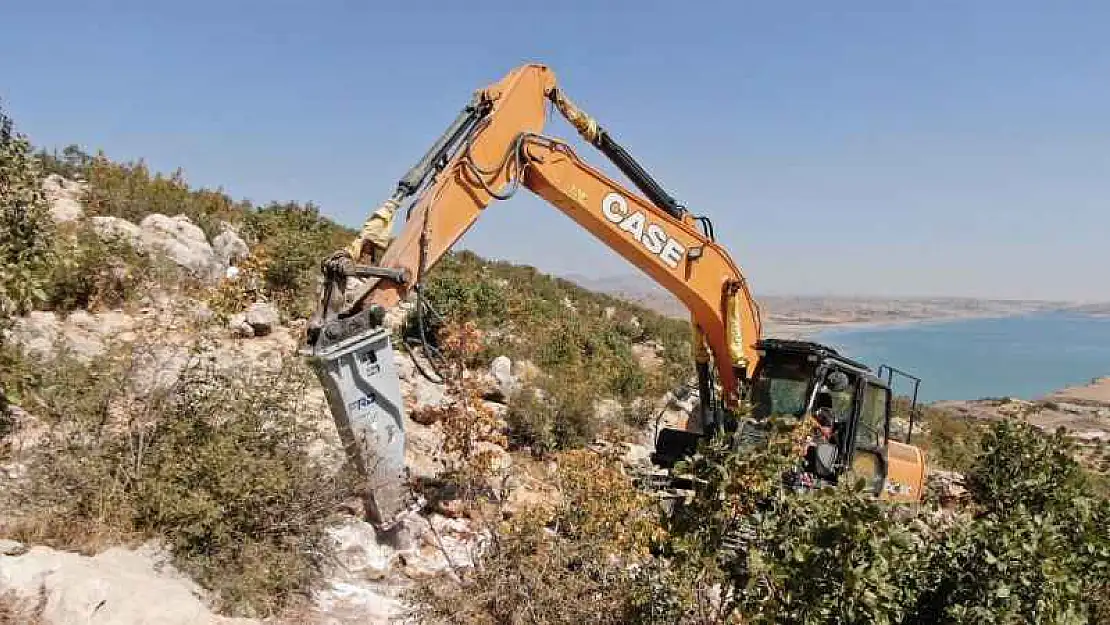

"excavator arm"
[316,63,761,409]
[305,64,765,528]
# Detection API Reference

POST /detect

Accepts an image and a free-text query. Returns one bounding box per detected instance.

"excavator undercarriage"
[301,64,928,530]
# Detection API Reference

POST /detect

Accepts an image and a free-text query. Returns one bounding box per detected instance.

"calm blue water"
[814,312,1110,402]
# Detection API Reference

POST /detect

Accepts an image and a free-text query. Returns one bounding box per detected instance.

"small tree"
[0,103,55,321]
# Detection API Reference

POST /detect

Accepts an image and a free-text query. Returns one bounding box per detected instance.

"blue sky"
[3,1,1107,301]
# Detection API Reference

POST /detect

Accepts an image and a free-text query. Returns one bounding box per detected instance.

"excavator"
[302,64,928,530]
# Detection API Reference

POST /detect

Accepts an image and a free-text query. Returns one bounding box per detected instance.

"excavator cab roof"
[754,338,887,388]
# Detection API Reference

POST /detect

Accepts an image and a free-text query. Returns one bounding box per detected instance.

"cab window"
[857,383,889,448]
[752,359,815,419]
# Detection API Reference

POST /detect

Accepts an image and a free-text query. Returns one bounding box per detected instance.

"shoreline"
[772,309,1047,341]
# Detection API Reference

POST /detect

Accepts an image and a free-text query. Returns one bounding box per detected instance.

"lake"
[814,312,1110,403]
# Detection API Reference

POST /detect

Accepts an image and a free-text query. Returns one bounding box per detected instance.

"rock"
[404,419,445,480]
[315,514,485,623]
[90,216,142,247]
[211,229,249,267]
[7,310,141,361]
[139,214,219,279]
[627,316,642,337]
[0,539,27,556]
[42,174,86,223]
[243,302,279,336]
[0,543,257,625]
[326,518,396,581]
[128,343,193,397]
[227,313,254,338]
[623,443,653,468]
[668,387,699,415]
[399,352,449,412]
[411,381,448,413]
[594,398,624,422]
[7,311,62,358]
[632,342,663,371]
[490,356,518,398]
[436,498,468,519]
[314,581,407,625]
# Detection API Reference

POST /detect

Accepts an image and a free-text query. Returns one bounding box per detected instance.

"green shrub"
[78,149,245,239]
[967,420,1088,514]
[44,222,155,312]
[417,250,693,449]
[898,398,984,472]
[240,201,355,318]
[506,372,597,456]
[911,420,1110,624]
[5,346,350,617]
[656,415,1110,624]
[0,104,55,321]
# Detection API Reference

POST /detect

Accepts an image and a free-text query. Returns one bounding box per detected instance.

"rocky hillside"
[3,108,1109,624]
[0,117,697,623]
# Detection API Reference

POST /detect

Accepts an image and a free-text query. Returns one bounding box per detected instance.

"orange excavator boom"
[321,63,761,410]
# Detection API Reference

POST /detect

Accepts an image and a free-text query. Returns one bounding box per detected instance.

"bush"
[4,346,350,617]
[79,150,245,239]
[507,371,598,456]
[409,450,662,624]
[239,201,355,318]
[967,419,1087,514]
[910,420,1110,624]
[43,222,155,312]
[417,250,694,455]
[658,415,1110,624]
[0,104,55,320]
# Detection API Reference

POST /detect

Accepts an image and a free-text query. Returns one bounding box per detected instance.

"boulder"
[227,313,254,338]
[490,356,518,398]
[138,214,219,279]
[7,310,138,361]
[502,476,561,519]
[474,441,512,473]
[314,514,485,623]
[0,543,257,625]
[42,174,86,223]
[631,341,663,371]
[89,216,142,247]
[212,229,249,267]
[7,311,62,359]
[243,302,279,336]
[594,398,624,422]
[0,539,27,557]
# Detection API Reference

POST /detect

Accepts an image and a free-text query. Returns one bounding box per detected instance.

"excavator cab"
[654,339,926,502]
[748,339,926,501]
